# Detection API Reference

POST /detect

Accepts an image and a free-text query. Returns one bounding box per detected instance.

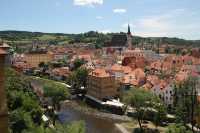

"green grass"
[37,35,57,41]
[30,76,68,88]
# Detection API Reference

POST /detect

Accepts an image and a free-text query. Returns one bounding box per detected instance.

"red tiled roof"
[175,71,188,83]
[52,67,70,77]
[90,68,110,77]
[121,68,145,86]
[147,75,160,86]
[13,62,33,70]
[150,61,162,70]
[111,64,132,74]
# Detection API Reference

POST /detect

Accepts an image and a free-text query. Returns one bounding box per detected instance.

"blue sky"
[0,0,200,39]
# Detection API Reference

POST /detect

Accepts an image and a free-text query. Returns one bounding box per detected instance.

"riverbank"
[115,123,130,133]
[61,100,132,122]
[30,76,132,132]
[118,121,167,133]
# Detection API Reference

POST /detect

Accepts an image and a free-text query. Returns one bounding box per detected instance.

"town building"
[120,68,146,89]
[104,24,133,55]
[0,41,11,65]
[24,51,53,68]
[151,80,174,107]
[50,67,70,81]
[87,68,120,101]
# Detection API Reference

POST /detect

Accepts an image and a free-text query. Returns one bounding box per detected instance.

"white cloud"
[137,16,170,31]
[121,8,200,39]
[74,0,103,6]
[96,16,103,20]
[113,8,127,14]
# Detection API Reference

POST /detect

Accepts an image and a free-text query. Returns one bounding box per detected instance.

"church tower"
[127,24,132,49]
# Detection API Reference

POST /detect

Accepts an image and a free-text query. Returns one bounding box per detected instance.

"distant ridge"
[0,30,199,46]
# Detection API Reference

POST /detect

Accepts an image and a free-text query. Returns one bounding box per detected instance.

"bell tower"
[127,24,132,49]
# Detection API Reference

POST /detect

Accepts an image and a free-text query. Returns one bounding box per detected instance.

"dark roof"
[107,34,127,47]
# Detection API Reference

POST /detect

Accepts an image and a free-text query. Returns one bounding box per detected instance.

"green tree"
[6,66,85,133]
[166,124,192,133]
[67,67,88,94]
[173,76,198,131]
[73,58,85,70]
[75,67,88,87]
[153,103,167,128]
[39,62,45,68]
[43,82,70,110]
[10,109,33,133]
[123,88,160,131]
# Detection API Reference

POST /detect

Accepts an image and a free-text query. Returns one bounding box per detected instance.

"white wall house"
[151,81,174,107]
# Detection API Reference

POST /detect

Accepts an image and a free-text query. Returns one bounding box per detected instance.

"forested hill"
[0,30,199,47]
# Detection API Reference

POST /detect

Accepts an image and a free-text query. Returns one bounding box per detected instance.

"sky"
[0,0,200,40]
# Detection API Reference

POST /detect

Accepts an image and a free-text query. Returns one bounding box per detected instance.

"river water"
[58,106,122,133]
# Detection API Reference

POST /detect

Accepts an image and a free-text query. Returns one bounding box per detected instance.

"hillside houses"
[11,38,200,108]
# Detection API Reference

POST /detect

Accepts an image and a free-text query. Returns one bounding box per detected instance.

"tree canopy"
[123,88,164,131]
[6,68,85,133]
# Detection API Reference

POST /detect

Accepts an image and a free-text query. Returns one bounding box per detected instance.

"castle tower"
[0,41,9,133]
[127,24,132,49]
[0,50,8,133]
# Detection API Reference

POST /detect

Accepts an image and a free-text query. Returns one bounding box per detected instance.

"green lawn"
[37,35,57,41]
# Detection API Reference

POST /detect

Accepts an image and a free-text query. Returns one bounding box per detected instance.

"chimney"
[0,48,8,133]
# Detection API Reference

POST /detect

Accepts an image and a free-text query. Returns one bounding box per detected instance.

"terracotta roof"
[121,68,145,86]
[0,48,7,55]
[111,64,132,74]
[13,62,32,70]
[90,68,110,77]
[122,66,132,74]
[146,75,160,86]
[150,61,162,70]
[111,64,122,72]
[192,57,200,65]
[78,54,91,60]
[175,71,188,83]
[130,68,145,79]
[162,62,172,71]
[52,67,70,77]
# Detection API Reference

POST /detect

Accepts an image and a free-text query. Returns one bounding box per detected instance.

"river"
[30,78,124,133]
[58,104,122,133]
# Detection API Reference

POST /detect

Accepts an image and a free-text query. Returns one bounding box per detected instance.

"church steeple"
[127,24,131,35]
[127,24,132,49]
